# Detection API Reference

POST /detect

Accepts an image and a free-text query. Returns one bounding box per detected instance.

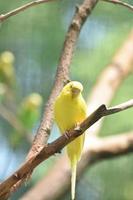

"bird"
[54,81,87,200]
[0,51,15,87]
[19,93,42,130]
[10,93,43,148]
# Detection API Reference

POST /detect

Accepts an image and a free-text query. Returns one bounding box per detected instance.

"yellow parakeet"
[0,51,15,86]
[54,81,87,200]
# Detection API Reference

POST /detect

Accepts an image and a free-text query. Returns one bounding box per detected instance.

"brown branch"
[20,132,133,200]
[0,0,56,22]
[0,99,133,199]
[20,30,133,200]
[102,0,133,11]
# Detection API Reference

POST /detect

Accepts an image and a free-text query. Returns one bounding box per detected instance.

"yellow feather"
[54,81,87,200]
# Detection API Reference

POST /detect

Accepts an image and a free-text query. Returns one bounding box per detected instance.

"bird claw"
[74,123,81,132]
[56,149,62,154]
[64,130,70,139]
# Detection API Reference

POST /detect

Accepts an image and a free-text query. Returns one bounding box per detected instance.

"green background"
[0,0,133,199]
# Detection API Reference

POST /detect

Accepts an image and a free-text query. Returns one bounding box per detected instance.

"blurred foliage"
[0,0,133,200]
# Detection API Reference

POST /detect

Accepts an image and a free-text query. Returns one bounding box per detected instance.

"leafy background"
[0,0,133,199]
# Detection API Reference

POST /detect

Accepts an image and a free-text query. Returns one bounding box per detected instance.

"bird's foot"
[74,122,81,133]
[64,130,70,139]
[56,149,62,154]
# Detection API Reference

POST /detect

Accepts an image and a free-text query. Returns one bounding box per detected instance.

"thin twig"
[105,99,133,115]
[0,105,32,143]
[0,0,55,22]
[79,99,133,134]
[0,99,133,199]
[102,0,133,11]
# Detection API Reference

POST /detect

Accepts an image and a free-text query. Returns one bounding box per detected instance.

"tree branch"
[102,0,133,11]
[0,99,133,199]
[0,0,55,22]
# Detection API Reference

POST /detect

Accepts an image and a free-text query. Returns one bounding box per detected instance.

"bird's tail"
[71,159,77,200]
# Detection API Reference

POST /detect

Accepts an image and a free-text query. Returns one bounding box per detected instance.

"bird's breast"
[54,96,86,133]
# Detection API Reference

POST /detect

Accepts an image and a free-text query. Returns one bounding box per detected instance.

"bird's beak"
[71,87,81,97]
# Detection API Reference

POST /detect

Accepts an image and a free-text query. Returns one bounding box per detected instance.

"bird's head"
[62,81,83,98]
